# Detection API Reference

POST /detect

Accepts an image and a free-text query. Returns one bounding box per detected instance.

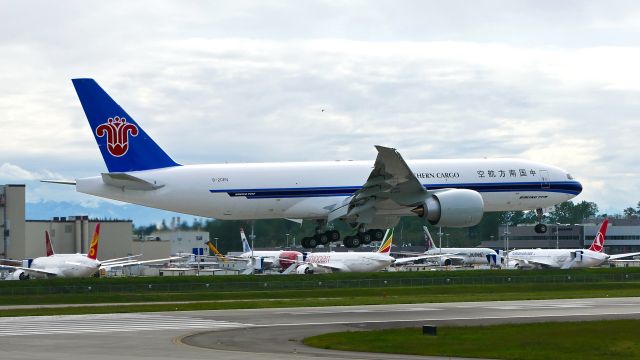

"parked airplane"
[508,219,640,269]
[53,79,582,249]
[236,227,284,269]
[283,229,397,274]
[3,224,179,279]
[420,226,498,266]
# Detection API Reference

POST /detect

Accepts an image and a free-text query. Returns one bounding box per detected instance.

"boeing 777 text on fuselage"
[50,79,583,248]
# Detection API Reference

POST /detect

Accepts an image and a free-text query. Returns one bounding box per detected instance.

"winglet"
[87,223,100,260]
[45,231,55,256]
[377,229,393,254]
[588,219,608,252]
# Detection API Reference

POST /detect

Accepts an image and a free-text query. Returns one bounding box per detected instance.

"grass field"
[0,267,639,316]
[304,320,640,360]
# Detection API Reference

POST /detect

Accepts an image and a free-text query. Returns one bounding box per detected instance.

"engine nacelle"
[296,264,314,274]
[278,251,303,270]
[412,189,484,227]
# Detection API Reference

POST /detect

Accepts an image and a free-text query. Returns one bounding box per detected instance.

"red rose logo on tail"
[96,116,139,157]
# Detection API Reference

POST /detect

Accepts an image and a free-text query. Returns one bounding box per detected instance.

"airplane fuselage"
[426,248,498,265]
[76,158,580,221]
[29,254,100,278]
[304,251,395,272]
[508,249,607,269]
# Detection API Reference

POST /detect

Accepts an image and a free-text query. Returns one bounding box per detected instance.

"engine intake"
[412,189,484,227]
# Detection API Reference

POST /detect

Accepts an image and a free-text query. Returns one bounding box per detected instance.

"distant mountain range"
[26,201,198,227]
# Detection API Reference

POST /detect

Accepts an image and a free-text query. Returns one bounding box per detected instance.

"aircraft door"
[539,170,550,189]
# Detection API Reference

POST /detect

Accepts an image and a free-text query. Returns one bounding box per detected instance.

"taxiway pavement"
[1,297,639,360]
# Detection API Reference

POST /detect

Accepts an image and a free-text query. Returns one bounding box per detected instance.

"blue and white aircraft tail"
[72,78,180,172]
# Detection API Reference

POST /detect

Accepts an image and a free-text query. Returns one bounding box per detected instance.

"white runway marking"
[276,307,443,315]
[0,313,252,337]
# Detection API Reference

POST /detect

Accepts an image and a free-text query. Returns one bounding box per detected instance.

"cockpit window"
[566,173,574,180]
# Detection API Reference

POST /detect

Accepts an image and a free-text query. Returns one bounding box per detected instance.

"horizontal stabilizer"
[101,173,164,191]
[41,179,76,185]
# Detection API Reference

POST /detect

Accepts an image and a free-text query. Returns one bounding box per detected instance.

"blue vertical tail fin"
[240,228,252,253]
[72,78,180,172]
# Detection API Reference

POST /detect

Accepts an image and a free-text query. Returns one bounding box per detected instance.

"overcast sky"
[1,0,639,222]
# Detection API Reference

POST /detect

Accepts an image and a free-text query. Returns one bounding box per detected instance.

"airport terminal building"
[0,184,170,261]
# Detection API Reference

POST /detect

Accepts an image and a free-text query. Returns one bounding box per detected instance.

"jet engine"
[411,189,484,227]
[295,264,314,274]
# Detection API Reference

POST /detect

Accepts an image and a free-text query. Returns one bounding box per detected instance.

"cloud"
[1,1,639,218]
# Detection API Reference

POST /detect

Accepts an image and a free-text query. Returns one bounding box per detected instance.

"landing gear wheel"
[343,236,354,248]
[314,233,329,245]
[307,236,318,248]
[357,232,371,245]
[367,229,384,242]
[326,230,340,242]
[534,224,548,234]
[351,235,362,247]
[302,236,317,248]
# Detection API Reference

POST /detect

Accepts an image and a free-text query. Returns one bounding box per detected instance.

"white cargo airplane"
[284,229,397,274]
[508,219,640,269]
[3,224,180,280]
[50,79,582,249]
[421,226,498,266]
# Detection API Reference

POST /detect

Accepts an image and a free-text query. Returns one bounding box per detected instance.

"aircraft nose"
[573,180,583,195]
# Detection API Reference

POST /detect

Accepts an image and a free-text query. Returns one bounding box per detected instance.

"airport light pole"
[556,223,560,249]
[214,237,218,250]
[438,227,443,255]
[445,233,450,247]
[504,223,510,268]
[286,233,290,249]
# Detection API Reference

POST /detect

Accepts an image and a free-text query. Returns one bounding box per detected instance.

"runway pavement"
[1,297,639,360]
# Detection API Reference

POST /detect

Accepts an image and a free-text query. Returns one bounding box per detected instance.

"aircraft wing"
[100,256,183,269]
[393,254,452,265]
[0,265,59,277]
[313,262,350,272]
[608,252,640,261]
[328,145,427,224]
[509,256,557,268]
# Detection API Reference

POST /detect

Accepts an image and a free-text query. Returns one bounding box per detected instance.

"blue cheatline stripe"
[209,181,582,199]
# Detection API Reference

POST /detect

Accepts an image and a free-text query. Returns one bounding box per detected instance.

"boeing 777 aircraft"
[51,79,582,249]
[508,219,640,269]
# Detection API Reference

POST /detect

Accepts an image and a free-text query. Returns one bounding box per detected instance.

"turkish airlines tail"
[588,219,609,252]
[71,78,179,173]
[377,229,393,254]
[87,223,100,260]
[45,231,55,256]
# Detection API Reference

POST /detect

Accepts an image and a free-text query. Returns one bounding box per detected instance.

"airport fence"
[0,272,638,296]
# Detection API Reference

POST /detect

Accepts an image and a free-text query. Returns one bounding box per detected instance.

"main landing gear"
[342,228,385,248]
[300,227,386,249]
[534,208,548,234]
[300,229,340,248]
